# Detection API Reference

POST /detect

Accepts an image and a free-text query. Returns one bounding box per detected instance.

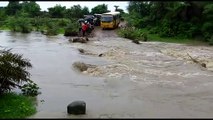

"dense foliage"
[0,2,115,36]
[123,1,213,45]
[64,19,80,36]
[91,4,110,14]
[0,93,36,118]
[0,49,32,94]
[21,80,40,96]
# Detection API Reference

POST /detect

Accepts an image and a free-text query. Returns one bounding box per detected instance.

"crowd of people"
[78,17,95,37]
[80,21,93,37]
[78,14,101,37]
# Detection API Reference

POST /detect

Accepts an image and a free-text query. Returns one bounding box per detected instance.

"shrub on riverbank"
[6,16,33,33]
[125,1,213,45]
[0,49,39,118]
[0,93,36,119]
[0,48,40,95]
[45,21,59,35]
[117,27,148,42]
[0,49,33,94]
[208,35,213,45]
[2,17,81,36]
[64,20,79,36]
[117,27,208,45]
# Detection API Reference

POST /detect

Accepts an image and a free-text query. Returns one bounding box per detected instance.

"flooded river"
[1,29,213,118]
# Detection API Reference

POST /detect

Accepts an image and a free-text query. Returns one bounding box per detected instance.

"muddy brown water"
[1,28,213,118]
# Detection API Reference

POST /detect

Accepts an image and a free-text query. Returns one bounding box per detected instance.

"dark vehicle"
[84,15,94,24]
[94,14,102,26]
[84,15,94,30]
[78,15,95,36]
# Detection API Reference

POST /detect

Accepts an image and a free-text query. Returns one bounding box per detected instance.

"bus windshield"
[101,16,113,22]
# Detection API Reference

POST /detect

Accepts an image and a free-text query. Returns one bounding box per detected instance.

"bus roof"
[102,11,120,15]
[94,14,102,16]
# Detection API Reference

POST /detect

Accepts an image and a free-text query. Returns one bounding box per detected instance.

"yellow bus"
[100,11,121,29]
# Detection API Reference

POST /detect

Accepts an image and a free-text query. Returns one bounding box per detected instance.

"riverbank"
[117,26,209,46]
[140,28,208,46]
[0,93,37,119]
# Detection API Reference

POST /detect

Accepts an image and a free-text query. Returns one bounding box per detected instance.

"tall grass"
[117,27,208,45]
[0,93,37,119]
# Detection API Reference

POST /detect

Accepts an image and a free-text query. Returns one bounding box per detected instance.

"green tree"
[20,1,41,17]
[0,49,32,95]
[0,7,6,21]
[6,12,32,33]
[66,5,83,19]
[17,16,32,33]
[64,19,79,36]
[82,6,90,15]
[5,1,22,16]
[128,1,151,17]
[125,1,213,43]
[45,20,59,35]
[202,3,213,42]
[39,10,51,18]
[31,17,42,31]
[48,4,66,18]
[0,7,6,28]
[65,5,89,19]
[6,16,19,31]
[91,4,109,14]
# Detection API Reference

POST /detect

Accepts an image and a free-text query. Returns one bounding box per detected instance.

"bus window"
[101,16,113,22]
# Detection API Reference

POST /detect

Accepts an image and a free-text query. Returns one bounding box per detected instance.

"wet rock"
[73,62,97,72]
[64,31,78,36]
[78,48,85,53]
[98,53,103,57]
[132,40,140,44]
[69,37,89,43]
[77,49,97,56]
[73,62,88,71]
[67,101,86,115]
[201,63,206,68]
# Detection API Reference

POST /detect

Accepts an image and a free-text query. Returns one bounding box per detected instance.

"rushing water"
[1,30,213,118]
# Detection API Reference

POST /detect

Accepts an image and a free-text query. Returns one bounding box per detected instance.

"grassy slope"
[149,34,207,45]
[0,93,36,119]
[140,28,208,45]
